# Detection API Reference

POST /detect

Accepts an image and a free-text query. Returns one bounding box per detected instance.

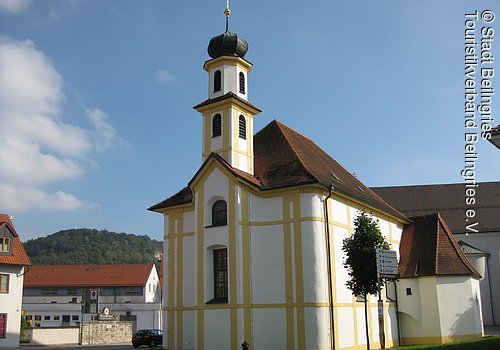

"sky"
[0,0,499,241]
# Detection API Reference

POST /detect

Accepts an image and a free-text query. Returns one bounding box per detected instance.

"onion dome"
[207,1,248,59]
[207,31,248,59]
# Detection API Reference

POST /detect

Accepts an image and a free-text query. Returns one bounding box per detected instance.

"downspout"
[324,185,336,350]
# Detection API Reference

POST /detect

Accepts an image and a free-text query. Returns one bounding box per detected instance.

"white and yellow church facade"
[149,8,483,350]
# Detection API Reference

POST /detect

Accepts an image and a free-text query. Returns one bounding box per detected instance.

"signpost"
[375,249,398,349]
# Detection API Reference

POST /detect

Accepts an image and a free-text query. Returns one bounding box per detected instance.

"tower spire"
[224,0,231,32]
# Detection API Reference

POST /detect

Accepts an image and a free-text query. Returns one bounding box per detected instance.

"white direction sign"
[376,248,398,277]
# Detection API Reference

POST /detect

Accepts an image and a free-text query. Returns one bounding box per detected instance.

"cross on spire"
[224,0,231,32]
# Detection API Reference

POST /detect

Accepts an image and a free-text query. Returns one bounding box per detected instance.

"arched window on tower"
[239,115,246,140]
[212,200,227,226]
[239,72,245,94]
[212,114,221,137]
[214,70,221,92]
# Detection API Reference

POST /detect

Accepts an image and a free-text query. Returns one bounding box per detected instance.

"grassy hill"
[24,228,163,265]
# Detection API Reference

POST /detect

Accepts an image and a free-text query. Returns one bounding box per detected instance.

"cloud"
[0,36,119,212]
[85,108,117,151]
[155,69,176,84]
[0,0,31,14]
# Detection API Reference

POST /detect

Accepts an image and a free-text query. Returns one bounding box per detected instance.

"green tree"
[342,212,389,350]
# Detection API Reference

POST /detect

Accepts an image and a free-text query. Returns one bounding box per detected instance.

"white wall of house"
[162,165,405,349]
[456,231,500,326]
[0,265,24,348]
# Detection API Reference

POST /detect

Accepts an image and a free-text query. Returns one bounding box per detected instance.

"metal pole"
[377,272,385,349]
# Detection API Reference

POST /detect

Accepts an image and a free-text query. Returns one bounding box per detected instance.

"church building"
[149,6,483,350]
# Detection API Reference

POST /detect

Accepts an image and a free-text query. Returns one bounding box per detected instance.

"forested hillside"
[24,229,163,265]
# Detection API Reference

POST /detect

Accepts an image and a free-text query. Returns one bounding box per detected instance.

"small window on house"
[214,70,222,92]
[0,274,9,293]
[239,72,245,94]
[72,315,79,321]
[238,115,246,140]
[213,248,228,303]
[212,114,222,137]
[44,315,50,321]
[67,288,77,296]
[406,288,412,296]
[0,237,10,253]
[212,200,227,226]
[53,315,60,321]
[0,314,6,338]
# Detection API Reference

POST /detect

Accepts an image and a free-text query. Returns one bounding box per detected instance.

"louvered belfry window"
[212,114,221,137]
[239,115,246,140]
[214,70,222,92]
[239,72,245,94]
[213,249,228,302]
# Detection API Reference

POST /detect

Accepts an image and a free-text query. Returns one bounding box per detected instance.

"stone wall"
[81,321,133,345]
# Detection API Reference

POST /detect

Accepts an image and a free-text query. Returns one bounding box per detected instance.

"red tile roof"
[399,213,481,279]
[0,214,31,266]
[372,182,500,234]
[149,120,407,222]
[24,264,156,288]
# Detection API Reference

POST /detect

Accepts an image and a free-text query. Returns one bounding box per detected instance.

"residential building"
[23,264,161,332]
[488,125,500,149]
[373,182,500,326]
[0,214,31,348]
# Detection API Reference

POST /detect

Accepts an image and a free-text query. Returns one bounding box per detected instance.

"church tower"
[194,4,261,175]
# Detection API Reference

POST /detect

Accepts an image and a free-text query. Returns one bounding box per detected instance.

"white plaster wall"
[205,309,230,350]
[210,111,224,153]
[250,225,285,304]
[333,225,352,303]
[337,307,355,348]
[356,306,367,345]
[249,195,282,222]
[455,231,500,326]
[0,265,24,348]
[252,308,286,350]
[302,221,328,303]
[436,276,483,337]
[203,168,229,226]
[391,223,403,242]
[183,211,195,233]
[396,279,421,325]
[237,153,248,173]
[331,197,348,225]
[371,306,380,344]
[183,311,195,350]
[301,193,324,218]
[304,307,329,350]
[378,218,390,240]
[183,236,195,307]
[398,277,442,341]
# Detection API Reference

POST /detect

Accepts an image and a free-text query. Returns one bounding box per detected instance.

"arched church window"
[214,70,221,92]
[212,114,221,137]
[239,72,245,94]
[239,115,246,140]
[212,200,227,226]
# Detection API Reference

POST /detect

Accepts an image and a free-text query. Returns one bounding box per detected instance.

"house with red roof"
[0,214,31,348]
[22,263,160,333]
